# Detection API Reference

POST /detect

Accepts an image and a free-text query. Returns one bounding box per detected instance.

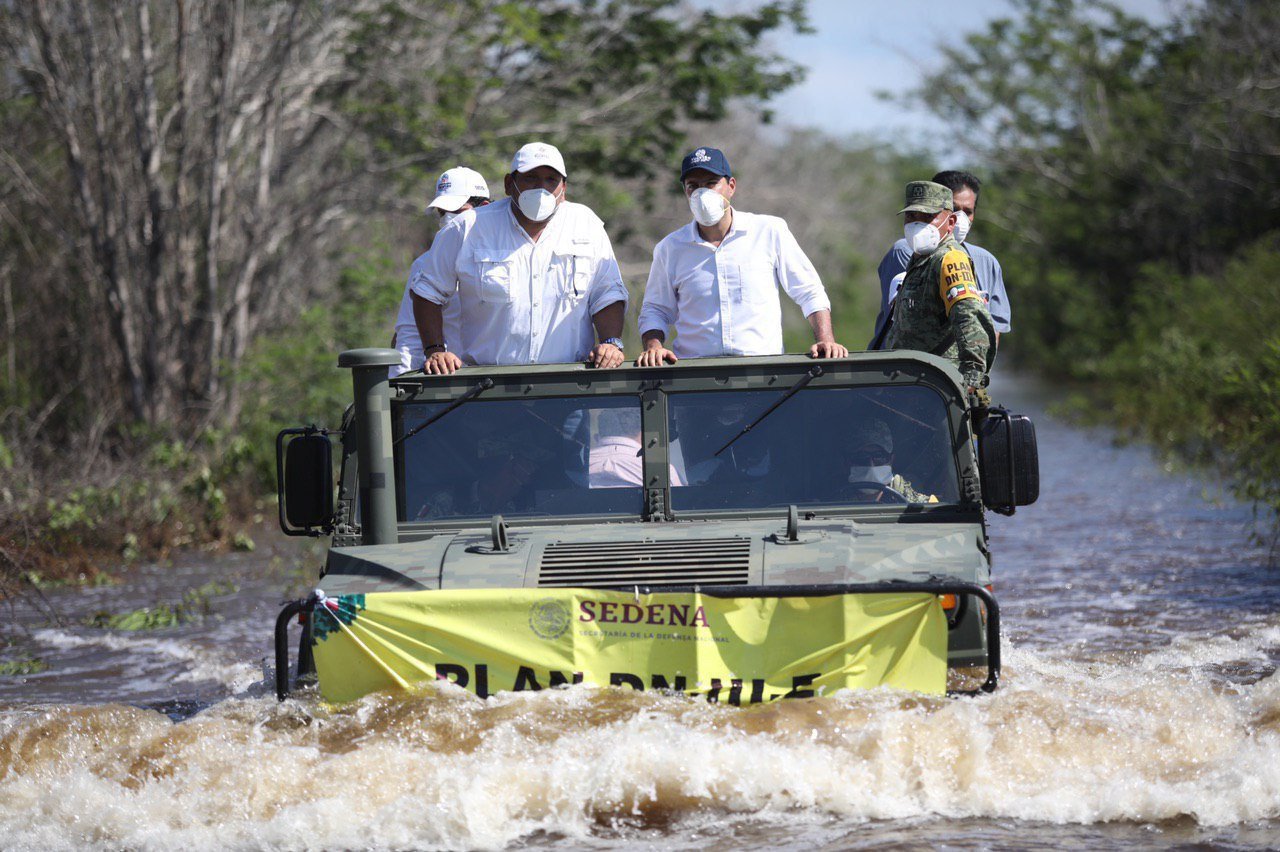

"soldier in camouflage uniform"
[884,181,995,391]
[843,419,936,504]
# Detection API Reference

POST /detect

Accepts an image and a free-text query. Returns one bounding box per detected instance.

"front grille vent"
[538,537,751,587]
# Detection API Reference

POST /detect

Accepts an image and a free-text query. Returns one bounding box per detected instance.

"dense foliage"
[0,0,813,588]
[912,0,1280,536]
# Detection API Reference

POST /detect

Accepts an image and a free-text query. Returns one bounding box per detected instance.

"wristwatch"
[423,342,448,353]
[601,337,624,352]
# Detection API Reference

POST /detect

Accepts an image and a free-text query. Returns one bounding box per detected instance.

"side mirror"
[276,429,334,535]
[976,408,1039,514]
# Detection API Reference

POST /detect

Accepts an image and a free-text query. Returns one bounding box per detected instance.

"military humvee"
[273,349,1037,702]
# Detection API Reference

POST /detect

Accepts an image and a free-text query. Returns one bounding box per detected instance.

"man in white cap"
[390,166,491,376]
[411,142,628,374]
[636,146,848,366]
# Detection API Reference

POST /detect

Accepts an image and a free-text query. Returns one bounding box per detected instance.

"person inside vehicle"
[843,419,937,504]
[670,400,771,486]
[414,431,551,519]
[586,408,685,489]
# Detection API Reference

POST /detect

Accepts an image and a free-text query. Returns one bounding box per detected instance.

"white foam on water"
[3,621,1280,850]
[31,628,262,694]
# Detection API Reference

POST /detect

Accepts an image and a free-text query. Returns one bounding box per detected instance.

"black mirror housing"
[977,408,1039,513]
[276,429,334,535]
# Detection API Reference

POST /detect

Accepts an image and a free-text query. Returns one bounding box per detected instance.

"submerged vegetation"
[0,657,47,677]
[85,581,238,631]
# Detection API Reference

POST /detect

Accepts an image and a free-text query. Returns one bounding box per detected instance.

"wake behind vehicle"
[274,349,1038,703]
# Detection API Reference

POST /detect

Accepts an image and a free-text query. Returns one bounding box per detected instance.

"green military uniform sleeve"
[936,247,995,388]
[948,298,995,388]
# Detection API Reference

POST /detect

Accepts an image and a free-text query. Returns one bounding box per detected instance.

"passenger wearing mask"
[883,181,995,392]
[843,419,936,504]
[636,147,847,366]
[390,166,491,377]
[870,170,1011,350]
[411,142,628,374]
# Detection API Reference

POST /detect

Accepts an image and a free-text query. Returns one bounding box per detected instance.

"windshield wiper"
[714,365,822,457]
[394,377,494,446]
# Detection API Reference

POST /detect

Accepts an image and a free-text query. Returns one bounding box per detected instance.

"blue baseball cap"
[680,146,732,180]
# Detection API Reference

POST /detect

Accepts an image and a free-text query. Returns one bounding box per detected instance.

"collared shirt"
[637,211,832,358]
[411,198,628,366]
[870,239,1011,346]
[588,436,685,488]
[390,250,463,377]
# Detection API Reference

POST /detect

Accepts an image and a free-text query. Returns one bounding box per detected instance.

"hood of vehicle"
[316,518,989,597]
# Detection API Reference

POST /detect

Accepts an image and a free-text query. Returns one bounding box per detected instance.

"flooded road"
[2,373,1279,850]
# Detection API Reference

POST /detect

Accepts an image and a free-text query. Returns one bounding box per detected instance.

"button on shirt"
[411,198,628,366]
[391,250,464,377]
[637,212,831,358]
[870,239,1011,347]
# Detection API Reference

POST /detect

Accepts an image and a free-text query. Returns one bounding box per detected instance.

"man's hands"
[588,342,624,369]
[424,350,463,375]
[634,332,677,367]
[808,340,848,359]
[635,343,678,367]
[804,311,847,359]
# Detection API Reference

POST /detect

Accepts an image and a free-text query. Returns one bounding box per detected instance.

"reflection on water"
[2,373,1279,850]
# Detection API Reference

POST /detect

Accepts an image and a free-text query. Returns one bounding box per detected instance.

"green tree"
[0,0,809,442]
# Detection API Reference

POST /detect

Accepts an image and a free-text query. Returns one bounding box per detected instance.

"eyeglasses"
[848,450,891,466]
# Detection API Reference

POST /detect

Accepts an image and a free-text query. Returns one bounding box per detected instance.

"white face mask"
[689,188,728,227]
[517,188,559,222]
[440,211,460,226]
[904,221,941,255]
[953,211,971,243]
[848,464,893,485]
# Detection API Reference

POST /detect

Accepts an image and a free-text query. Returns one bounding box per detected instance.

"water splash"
[4,626,1280,850]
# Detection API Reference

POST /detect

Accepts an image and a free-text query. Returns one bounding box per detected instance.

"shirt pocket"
[475,256,514,304]
[551,250,593,302]
[733,261,776,304]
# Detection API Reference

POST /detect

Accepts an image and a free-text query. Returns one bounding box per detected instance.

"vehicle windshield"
[667,385,959,511]
[396,395,645,522]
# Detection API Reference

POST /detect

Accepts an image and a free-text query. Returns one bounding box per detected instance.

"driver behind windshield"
[845,419,937,504]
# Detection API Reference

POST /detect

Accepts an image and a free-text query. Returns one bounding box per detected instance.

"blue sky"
[766,0,1177,142]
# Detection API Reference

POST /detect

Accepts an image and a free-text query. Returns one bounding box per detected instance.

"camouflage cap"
[898,181,954,215]
[847,419,893,453]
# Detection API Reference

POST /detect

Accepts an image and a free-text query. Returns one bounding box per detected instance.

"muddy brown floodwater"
[2,373,1279,851]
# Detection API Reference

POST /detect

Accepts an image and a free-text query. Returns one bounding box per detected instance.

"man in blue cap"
[636,146,847,365]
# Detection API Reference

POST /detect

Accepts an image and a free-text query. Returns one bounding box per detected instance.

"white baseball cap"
[511,142,567,178]
[427,166,490,212]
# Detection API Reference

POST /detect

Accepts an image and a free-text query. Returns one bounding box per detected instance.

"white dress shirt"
[391,250,463,377]
[637,211,831,358]
[588,436,685,488]
[411,198,628,366]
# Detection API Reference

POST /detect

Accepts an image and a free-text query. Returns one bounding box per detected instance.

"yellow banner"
[309,588,947,703]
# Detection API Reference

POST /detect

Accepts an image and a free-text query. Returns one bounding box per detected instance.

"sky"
[766,0,1177,143]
